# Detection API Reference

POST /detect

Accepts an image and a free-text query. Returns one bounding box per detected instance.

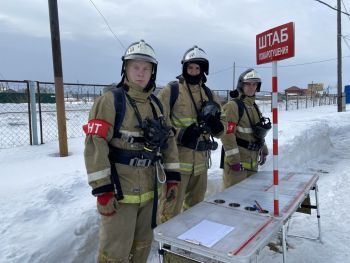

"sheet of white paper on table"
[177,219,234,248]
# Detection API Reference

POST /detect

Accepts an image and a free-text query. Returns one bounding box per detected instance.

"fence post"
[29,81,39,145]
[36,81,44,144]
[341,92,346,111]
[297,94,299,109]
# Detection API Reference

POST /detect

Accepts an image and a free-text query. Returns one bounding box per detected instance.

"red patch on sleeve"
[226,121,237,134]
[83,119,112,140]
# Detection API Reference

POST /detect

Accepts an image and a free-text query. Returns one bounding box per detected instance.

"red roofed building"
[284,86,307,95]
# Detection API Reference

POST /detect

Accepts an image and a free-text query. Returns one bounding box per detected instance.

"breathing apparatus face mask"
[142,117,173,151]
[199,100,221,123]
[253,117,271,139]
[183,72,203,85]
[183,63,204,85]
[197,100,222,150]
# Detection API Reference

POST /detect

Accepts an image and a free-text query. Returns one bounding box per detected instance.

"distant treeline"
[0,93,56,103]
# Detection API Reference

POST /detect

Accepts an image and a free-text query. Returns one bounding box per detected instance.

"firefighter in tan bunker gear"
[158,46,225,222]
[83,40,180,263]
[221,68,270,188]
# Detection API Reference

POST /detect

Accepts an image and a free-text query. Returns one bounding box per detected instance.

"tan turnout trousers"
[98,201,153,263]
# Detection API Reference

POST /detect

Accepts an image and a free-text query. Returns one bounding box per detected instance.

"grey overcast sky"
[0,0,349,92]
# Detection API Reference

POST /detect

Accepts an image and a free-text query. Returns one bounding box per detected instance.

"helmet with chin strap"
[181,46,209,85]
[181,45,209,75]
[230,68,262,98]
[237,68,261,92]
[121,40,158,91]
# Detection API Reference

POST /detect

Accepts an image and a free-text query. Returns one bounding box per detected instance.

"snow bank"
[1,106,350,263]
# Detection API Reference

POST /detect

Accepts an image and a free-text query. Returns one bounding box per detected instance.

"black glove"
[206,114,224,135]
[178,123,201,146]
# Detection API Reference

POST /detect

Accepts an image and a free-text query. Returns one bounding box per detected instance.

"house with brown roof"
[284,86,307,95]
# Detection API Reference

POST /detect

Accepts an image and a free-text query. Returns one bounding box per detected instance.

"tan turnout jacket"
[84,80,179,204]
[158,77,225,176]
[221,94,268,171]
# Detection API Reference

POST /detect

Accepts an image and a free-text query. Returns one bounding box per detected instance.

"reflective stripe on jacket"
[221,94,268,170]
[84,80,179,203]
[158,77,225,176]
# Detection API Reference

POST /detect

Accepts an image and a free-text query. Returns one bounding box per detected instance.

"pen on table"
[254,200,264,212]
[184,239,201,245]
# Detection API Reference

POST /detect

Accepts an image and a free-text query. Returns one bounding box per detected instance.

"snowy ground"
[1,105,350,263]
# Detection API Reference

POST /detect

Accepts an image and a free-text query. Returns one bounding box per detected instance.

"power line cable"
[279,55,350,67]
[343,36,350,51]
[211,55,350,75]
[89,0,125,49]
[314,0,350,15]
[211,66,236,75]
[0,71,6,79]
[341,0,350,21]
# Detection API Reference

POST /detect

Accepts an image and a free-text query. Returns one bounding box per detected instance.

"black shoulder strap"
[169,81,179,112]
[253,103,262,118]
[168,81,214,118]
[111,87,164,139]
[111,88,126,138]
[233,98,244,124]
[201,84,213,101]
[220,145,225,169]
[169,82,214,108]
[150,93,164,115]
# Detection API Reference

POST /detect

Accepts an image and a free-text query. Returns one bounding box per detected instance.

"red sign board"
[256,22,295,65]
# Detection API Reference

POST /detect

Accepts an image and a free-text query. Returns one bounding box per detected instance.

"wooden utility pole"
[315,0,348,111]
[337,0,345,112]
[48,0,68,156]
[233,62,236,89]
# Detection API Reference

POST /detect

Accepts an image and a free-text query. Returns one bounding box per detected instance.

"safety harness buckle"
[247,142,261,151]
[121,133,135,143]
[129,158,151,167]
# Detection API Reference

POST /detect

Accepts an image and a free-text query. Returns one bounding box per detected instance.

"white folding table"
[154,171,321,263]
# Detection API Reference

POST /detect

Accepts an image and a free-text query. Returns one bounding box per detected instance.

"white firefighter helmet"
[181,45,209,75]
[237,68,262,93]
[120,40,158,91]
[122,39,157,65]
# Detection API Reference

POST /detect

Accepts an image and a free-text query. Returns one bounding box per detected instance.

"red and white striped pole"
[272,61,279,216]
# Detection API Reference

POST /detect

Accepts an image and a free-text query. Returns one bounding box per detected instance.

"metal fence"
[37,81,105,146]
[0,80,106,149]
[0,80,32,148]
[252,91,338,112]
[0,80,338,149]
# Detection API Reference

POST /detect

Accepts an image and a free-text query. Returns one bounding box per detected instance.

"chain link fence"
[0,80,106,149]
[0,80,32,148]
[0,80,339,149]
[37,82,105,145]
[211,90,338,113]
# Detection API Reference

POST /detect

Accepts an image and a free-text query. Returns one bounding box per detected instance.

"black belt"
[109,148,157,167]
[236,137,263,151]
[109,146,159,229]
